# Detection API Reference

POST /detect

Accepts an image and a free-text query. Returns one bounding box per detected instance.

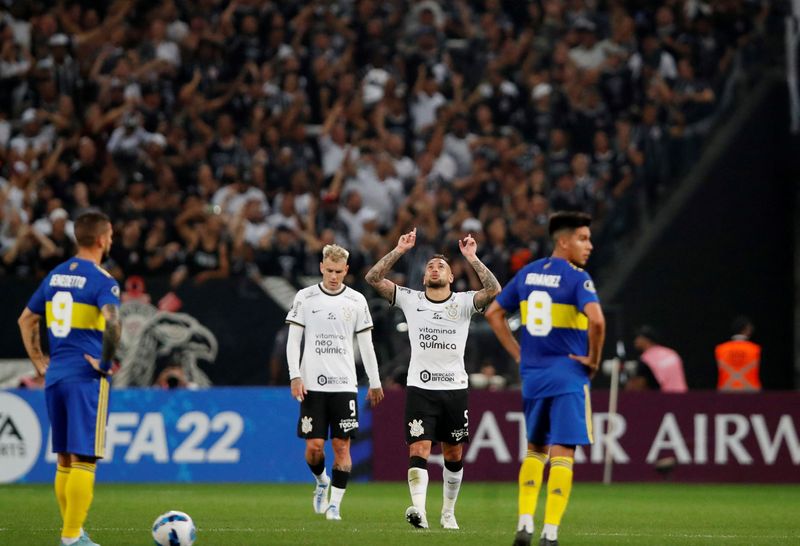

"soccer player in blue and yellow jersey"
[486,212,606,546]
[18,211,121,546]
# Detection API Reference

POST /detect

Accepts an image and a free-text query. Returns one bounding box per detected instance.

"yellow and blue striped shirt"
[496,257,599,397]
[27,257,120,385]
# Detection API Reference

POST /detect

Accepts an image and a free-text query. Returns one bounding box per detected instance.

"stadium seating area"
[0,0,769,286]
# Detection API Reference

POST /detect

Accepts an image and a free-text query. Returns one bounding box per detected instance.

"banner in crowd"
[0,387,372,484]
[373,390,800,483]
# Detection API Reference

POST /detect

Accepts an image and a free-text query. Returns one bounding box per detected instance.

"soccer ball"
[152,510,196,546]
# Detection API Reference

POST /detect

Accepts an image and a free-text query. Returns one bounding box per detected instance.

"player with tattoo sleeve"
[365,228,500,530]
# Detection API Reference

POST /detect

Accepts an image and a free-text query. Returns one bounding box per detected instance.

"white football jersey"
[286,284,374,393]
[393,286,478,390]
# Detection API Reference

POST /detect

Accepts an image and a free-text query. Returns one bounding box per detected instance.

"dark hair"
[635,325,660,344]
[74,211,111,248]
[731,315,753,335]
[427,254,450,265]
[548,211,592,239]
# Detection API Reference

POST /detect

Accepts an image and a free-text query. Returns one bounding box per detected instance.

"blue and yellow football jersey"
[496,257,599,399]
[27,257,120,385]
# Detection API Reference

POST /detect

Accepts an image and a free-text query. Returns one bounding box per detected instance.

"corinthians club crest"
[445,301,459,320]
[408,419,425,437]
[301,416,314,434]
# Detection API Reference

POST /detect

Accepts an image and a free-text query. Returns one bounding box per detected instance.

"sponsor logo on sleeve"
[583,280,596,293]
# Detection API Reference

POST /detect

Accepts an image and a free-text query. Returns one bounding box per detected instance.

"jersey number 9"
[51,291,74,338]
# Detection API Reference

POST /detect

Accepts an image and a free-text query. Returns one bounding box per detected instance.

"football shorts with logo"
[297,391,359,439]
[404,386,469,444]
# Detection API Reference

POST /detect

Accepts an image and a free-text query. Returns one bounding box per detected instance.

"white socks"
[408,467,429,514]
[518,514,534,533]
[329,485,345,507]
[542,523,558,540]
[442,467,463,513]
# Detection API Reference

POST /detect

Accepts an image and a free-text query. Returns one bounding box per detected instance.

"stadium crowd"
[0,0,768,290]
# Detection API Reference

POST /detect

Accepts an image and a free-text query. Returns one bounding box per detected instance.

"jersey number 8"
[526,290,552,337]
[51,291,74,338]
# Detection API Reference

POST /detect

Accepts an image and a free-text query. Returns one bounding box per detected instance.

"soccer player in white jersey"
[286,244,384,521]
[365,228,500,530]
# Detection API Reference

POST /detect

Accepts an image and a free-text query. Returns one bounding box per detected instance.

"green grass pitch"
[1,482,798,545]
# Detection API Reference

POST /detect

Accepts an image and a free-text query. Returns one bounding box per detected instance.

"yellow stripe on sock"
[525,450,548,463]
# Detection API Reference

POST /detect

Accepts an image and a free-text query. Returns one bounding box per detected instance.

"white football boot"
[440,510,459,529]
[312,480,330,514]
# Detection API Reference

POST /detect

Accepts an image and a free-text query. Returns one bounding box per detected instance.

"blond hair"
[322,244,350,263]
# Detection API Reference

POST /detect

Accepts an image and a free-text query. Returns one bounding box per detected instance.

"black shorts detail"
[404,387,470,445]
[297,391,359,440]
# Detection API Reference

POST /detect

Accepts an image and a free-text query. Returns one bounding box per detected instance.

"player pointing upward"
[486,212,605,546]
[18,211,121,546]
[366,228,500,530]
[286,244,383,521]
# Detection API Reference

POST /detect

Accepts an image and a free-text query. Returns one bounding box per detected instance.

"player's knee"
[408,441,431,459]
[305,440,325,458]
[331,438,350,458]
[442,443,463,462]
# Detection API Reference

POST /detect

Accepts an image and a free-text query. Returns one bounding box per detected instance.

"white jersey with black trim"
[286,284,373,393]
[393,286,478,390]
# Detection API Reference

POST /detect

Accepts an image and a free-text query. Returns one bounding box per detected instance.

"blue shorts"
[523,386,593,447]
[46,377,110,458]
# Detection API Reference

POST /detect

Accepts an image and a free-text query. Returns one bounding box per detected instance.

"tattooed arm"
[18,308,49,376]
[84,304,121,374]
[458,234,501,311]
[365,228,416,302]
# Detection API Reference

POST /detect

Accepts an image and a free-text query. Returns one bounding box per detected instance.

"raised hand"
[397,227,417,253]
[458,233,477,259]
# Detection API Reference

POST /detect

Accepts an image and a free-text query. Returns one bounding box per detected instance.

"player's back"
[509,257,598,397]
[29,257,120,385]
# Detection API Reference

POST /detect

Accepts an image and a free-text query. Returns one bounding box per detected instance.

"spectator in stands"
[0,0,767,386]
[626,325,688,392]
